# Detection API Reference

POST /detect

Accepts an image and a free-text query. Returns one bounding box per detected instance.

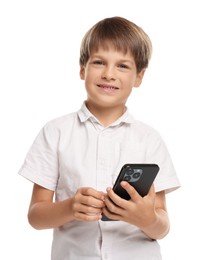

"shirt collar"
[78,102,135,126]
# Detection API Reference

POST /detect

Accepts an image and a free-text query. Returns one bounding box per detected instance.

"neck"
[85,101,126,127]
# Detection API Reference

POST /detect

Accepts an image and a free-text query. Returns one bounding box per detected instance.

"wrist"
[141,209,170,240]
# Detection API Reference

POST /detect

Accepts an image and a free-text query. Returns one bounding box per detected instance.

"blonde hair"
[79,16,152,73]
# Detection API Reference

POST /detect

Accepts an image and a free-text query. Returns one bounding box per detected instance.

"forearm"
[28,198,74,230]
[141,208,170,240]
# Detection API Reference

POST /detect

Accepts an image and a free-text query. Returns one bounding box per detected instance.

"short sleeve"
[147,131,180,194]
[18,121,59,191]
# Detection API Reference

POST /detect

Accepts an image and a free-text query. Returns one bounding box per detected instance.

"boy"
[19,16,180,259]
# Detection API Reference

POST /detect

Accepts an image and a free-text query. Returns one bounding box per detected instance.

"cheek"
[122,72,136,86]
[124,78,135,91]
[85,69,101,84]
[84,76,95,94]
[125,87,133,97]
[120,87,133,103]
[84,75,92,86]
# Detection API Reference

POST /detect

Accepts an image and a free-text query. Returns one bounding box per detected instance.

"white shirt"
[19,102,180,260]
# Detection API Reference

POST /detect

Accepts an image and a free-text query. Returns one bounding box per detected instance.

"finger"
[73,202,103,221]
[79,194,105,208]
[80,187,105,200]
[102,206,121,221]
[75,203,103,215]
[106,187,127,209]
[74,211,102,222]
[120,181,142,201]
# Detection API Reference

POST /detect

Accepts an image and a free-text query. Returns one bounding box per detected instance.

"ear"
[80,66,85,80]
[134,69,146,88]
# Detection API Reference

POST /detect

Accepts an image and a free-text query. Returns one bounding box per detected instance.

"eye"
[118,64,129,69]
[93,60,104,65]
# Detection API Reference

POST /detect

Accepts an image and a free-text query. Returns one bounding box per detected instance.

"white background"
[0,0,201,259]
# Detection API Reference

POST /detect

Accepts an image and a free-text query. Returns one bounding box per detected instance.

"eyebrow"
[118,59,134,64]
[90,54,134,65]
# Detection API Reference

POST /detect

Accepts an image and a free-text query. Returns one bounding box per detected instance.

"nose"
[101,66,116,81]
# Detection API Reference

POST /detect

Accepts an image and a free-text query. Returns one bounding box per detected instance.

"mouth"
[97,84,119,93]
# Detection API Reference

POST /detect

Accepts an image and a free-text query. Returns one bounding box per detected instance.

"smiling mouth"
[97,84,119,90]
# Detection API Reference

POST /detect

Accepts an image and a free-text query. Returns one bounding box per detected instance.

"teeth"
[103,86,115,89]
[98,85,118,90]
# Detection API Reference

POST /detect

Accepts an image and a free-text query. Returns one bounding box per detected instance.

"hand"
[70,187,105,222]
[102,182,157,228]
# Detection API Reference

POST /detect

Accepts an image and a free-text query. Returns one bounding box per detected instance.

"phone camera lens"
[124,168,143,182]
[126,168,133,175]
[133,172,141,179]
[123,175,131,181]
[132,169,143,181]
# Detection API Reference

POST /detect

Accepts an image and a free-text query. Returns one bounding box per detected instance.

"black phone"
[101,163,159,221]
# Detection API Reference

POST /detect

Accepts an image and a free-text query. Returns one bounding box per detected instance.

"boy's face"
[80,44,145,110]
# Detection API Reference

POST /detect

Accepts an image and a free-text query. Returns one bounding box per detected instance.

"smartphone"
[101,163,159,221]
